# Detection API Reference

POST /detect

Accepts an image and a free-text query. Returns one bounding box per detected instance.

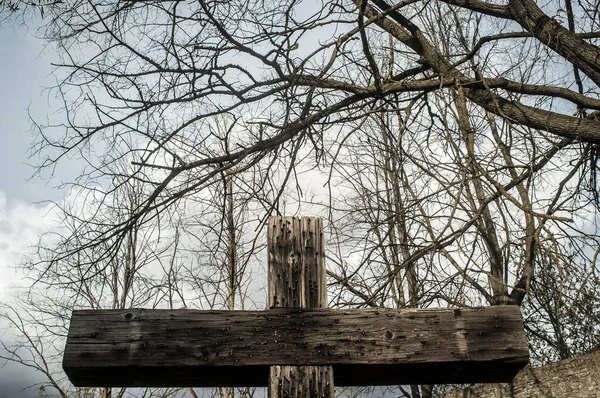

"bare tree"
[1,160,264,397]
[24,0,599,264]
[318,4,600,391]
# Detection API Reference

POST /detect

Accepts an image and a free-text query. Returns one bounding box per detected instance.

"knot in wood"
[288,253,300,272]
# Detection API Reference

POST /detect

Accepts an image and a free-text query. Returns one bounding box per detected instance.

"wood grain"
[63,306,529,387]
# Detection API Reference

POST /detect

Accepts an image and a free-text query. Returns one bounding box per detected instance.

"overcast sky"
[0,20,65,397]
[0,20,62,292]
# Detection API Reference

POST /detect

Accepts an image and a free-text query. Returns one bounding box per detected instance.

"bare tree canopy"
[28,0,600,233]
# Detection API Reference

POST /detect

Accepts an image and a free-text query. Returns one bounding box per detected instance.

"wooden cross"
[63,216,529,396]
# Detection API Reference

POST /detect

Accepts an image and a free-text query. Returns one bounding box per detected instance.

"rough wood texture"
[268,216,333,398]
[441,348,600,398]
[268,216,327,309]
[63,306,529,387]
[269,366,334,398]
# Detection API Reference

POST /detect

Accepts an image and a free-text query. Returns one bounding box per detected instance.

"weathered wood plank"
[63,306,529,387]
[268,216,333,397]
[268,217,328,309]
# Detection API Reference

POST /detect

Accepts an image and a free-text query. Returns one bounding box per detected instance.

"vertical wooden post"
[268,216,334,398]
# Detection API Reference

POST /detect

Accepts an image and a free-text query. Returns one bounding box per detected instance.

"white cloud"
[0,191,57,303]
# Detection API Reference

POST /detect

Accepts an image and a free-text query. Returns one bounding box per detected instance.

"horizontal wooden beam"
[63,306,529,387]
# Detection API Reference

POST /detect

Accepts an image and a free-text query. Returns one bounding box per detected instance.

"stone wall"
[442,349,600,397]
